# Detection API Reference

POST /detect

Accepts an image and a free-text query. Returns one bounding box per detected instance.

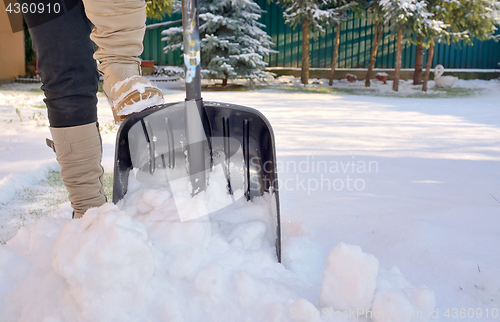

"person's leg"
[23,0,107,218]
[82,0,164,123]
[22,0,99,127]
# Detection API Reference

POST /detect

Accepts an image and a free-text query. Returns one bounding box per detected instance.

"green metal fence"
[142,12,183,66]
[141,0,500,69]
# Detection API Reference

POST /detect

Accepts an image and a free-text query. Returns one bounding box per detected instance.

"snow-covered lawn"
[0,79,499,321]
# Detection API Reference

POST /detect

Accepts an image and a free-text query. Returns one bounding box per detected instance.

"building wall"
[0,5,25,82]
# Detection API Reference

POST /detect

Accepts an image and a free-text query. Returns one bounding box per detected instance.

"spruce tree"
[453,0,499,41]
[162,0,276,86]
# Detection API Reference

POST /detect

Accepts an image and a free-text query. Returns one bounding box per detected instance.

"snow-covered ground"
[269,76,497,97]
[0,78,499,321]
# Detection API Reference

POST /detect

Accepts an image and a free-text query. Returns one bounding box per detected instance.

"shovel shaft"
[182,0,206,194]
[185,100,206,194]
[182,0,202,101]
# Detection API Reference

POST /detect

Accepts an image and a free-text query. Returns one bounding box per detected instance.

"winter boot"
[82,0,164,123]
[48,122,107,218]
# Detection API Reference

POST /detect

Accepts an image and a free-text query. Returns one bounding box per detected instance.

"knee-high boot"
[49,122,107,218]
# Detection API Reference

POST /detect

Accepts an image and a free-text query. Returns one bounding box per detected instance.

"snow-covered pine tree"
[162,0,276,86]
[421,0,500,91]
[380,0,439,91]
[276,0,358,85]
[453,0,500,41]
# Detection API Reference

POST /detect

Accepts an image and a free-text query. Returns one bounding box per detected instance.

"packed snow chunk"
[195,263,225,297]
[228,220,267,250]
[142,188,171,207]
[233,270,257,300]
[319,242,379,312]
[372,266,436,322]
[135,188,172,213]
[150,216,211,257]
[158,219,212,280]
[52,203,155,321]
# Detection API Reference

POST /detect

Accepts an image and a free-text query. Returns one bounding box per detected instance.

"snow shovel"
[112,0,281,261]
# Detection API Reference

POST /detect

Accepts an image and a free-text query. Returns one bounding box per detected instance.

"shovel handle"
[182,0,202,101]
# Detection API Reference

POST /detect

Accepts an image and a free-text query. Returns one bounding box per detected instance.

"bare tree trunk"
[301,20,310,85]
[392,27,404,92]
[422,41,435,92]
[365,20,384,87]
[329,22,341,86]
[222,78,228,86]
[413,34,424,85]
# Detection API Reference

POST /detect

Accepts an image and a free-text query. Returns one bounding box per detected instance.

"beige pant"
[82,0,146,75]
[82,0,163,123]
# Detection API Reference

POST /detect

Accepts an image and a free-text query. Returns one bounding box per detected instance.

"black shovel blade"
[112,101,281,262]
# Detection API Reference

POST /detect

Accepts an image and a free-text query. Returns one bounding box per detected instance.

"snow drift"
[0,178,435,322]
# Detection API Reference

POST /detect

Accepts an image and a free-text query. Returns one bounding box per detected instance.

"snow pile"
[319,243,379,312]
[319,243,435,321]
[52,205,155,321]
[373,267,436,322]
[0,191,302,321]
[0,174,435,321]
[0,166,294,320]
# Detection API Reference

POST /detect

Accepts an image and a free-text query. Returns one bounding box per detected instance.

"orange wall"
[0,4,25,82]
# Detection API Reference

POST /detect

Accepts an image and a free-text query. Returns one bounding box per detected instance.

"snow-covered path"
[1,80,499,321]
